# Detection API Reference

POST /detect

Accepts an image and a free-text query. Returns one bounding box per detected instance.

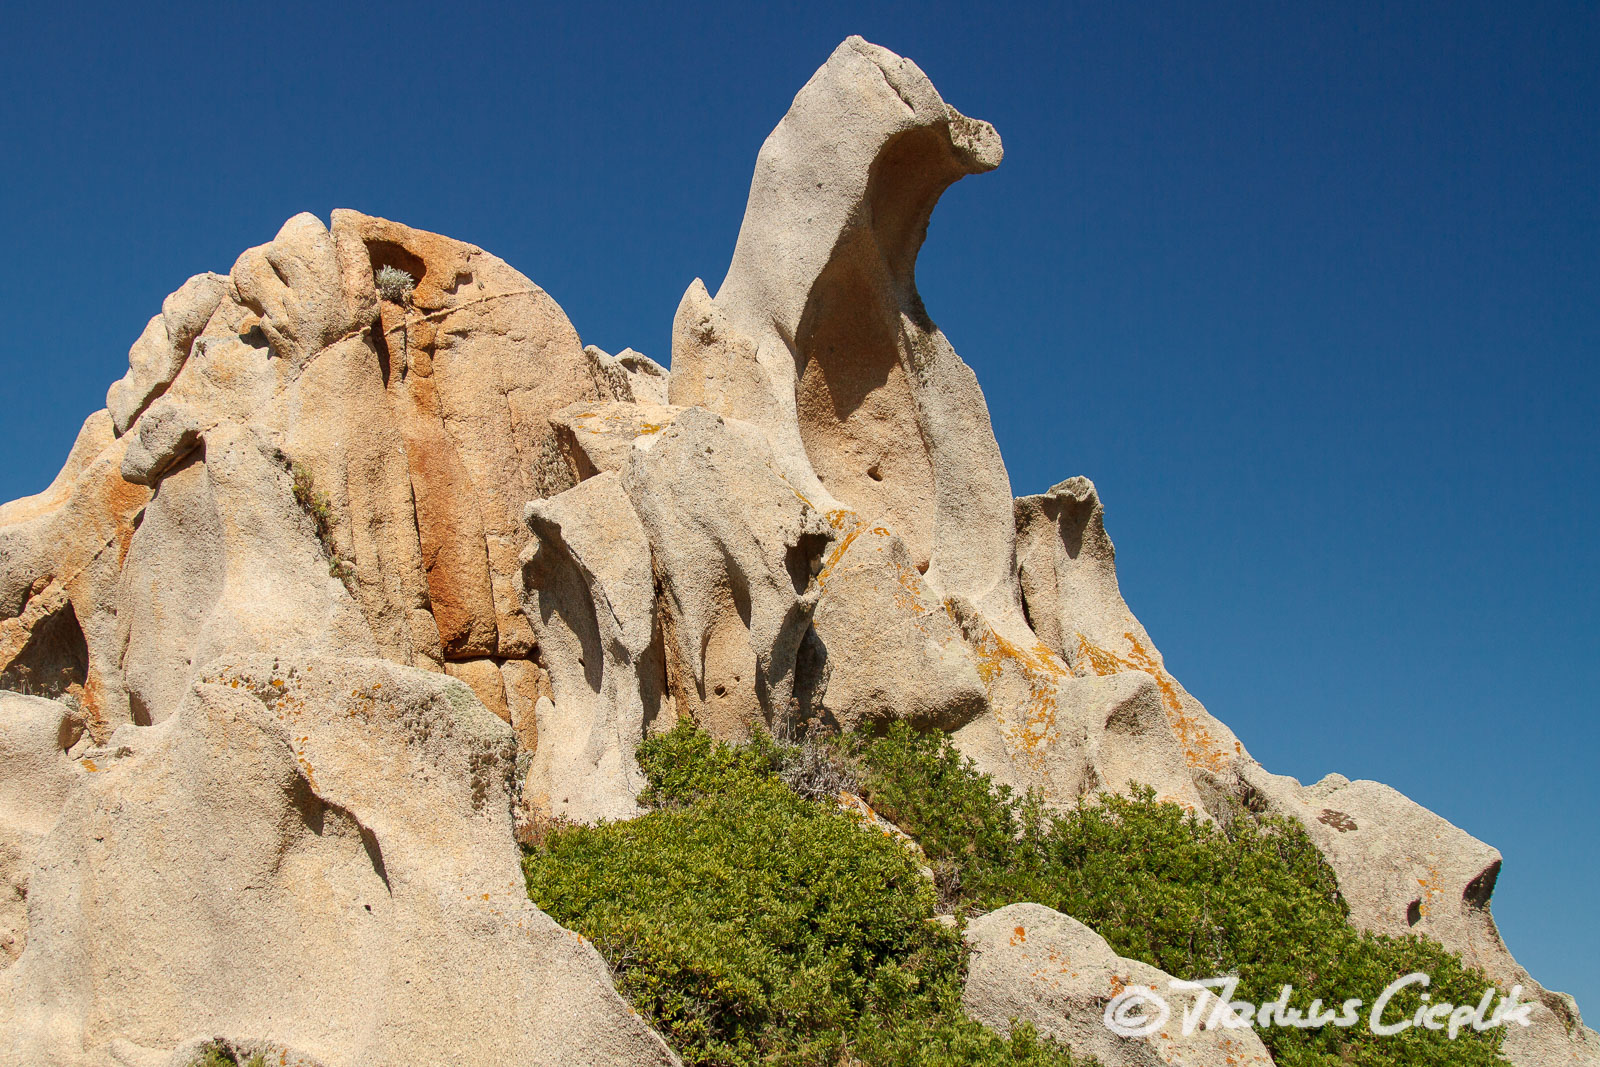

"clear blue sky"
[2,1,1595,1015]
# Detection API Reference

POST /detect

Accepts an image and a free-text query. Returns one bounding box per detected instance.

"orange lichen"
[1415,864,1445,920]
[967,618,1070,771]
[814,519,866,589]
[1073,631,1231,772]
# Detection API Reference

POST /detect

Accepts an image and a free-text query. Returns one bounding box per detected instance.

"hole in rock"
[785,531,833,594]
[366,240,428,294]
[0,598,89,699]
[1464,860,1501,910]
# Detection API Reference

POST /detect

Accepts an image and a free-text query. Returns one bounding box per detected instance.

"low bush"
[524,720,1508,1066]
[523,723,1081,1067]
[851,724,1509,1067]
[288,462,355,587]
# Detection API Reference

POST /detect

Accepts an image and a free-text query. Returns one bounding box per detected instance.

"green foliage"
[524,721,1081,1067]
[190,1042,265,1067]
[852,724,1509,1067]
[289,462,355,587]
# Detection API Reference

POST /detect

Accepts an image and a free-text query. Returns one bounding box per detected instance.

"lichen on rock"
[0,33,1592,1067]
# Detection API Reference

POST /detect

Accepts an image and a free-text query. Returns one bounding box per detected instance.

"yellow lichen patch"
[888,561,939,637]
[968,619,1070,772]
[814,519,866,589]
[1073,631,1231,773]
[824,508,855,531]
[1414,864,1445,920]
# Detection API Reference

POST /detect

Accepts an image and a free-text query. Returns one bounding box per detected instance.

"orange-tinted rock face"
[340,210,614,662]
[1,211,632,741]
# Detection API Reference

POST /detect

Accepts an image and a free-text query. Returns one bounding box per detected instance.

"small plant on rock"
[374,264,416,304]
[189,1040,265,1067]
[289,462,355,590]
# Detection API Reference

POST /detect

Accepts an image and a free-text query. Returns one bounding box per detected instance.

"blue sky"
[2,1,1595,1015]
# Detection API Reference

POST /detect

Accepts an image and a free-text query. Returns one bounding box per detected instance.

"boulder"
[948,608,1207,812]
[670,36,1019,628]
[104,271,229,435]
[1241,766,1600,1066]
[1014,476,1248,780]
[550,400,682,481]
[116,422,377,724]
[803,520,986,732]
[0,693,85,968]
[964,903,1275,1067]
[520,472,668,824]
[620,408,834,738]
[1017,475,1600,1062]
[0,656,679,1067]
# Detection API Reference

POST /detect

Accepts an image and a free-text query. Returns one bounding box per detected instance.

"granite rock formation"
[0,34,1592,1067]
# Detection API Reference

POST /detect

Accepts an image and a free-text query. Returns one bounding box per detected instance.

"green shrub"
[851,724,1509,1067]
[190,1042,265,1067]
[523,722,1081,1067]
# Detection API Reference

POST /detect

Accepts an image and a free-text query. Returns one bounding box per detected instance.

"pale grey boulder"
[947,627,1208,812]
[1016,474,1600,1062]
[1013,477,1249,781]
[620,407,834,738]
[804,521,986,732]
[673,37,1210,810]
[104,271,229,435]
[1241,766,1600,1066]
[671,35,1019,627]
[0,656,679,1067]
[116,421,377,724]
[520,472,668,824]
[0,693,85,969]
[964,903,1275,1067]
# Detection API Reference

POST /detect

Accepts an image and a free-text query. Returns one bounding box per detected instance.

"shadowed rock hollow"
[0,34,1593,1067]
